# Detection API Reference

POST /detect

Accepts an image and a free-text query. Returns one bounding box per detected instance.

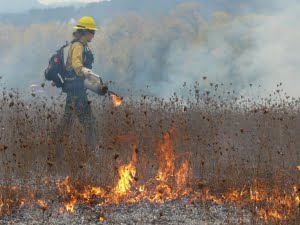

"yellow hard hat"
[74,16,98,31]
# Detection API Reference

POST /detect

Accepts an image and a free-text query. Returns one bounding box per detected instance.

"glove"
[102,85,109,94]
[82,67,92,78]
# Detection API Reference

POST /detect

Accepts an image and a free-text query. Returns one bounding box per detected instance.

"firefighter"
[54,16,99,162]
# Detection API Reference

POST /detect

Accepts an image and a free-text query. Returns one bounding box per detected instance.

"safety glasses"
[87,30,95,35]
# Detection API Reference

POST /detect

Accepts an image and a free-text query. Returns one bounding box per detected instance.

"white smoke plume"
[0,1,300,99]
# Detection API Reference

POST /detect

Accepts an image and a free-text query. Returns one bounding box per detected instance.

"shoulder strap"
[61,41,70,49]
[58,41,71,74]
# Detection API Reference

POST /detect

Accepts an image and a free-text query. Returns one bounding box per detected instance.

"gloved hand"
[82,67,92,78]
[102,85,109,94]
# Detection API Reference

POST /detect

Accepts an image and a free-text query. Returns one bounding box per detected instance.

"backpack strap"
[61,41,70,49]
[68,41,94,69]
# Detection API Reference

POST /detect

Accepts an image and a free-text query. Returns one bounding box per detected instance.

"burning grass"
[0,87,300,224]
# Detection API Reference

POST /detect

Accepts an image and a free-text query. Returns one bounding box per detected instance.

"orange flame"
[112,145,137,202]
[91,187,106,197]
[113,163,136,195]
[250,180,267,202]
[57,176,72,195]
[156,132,175,182]
[56,176,78,213]
[36,199,47,210]
[147,129,192,203]
[64,197,77,213]
[111,94,122,107]
[293,185,300,207]
[81,186,106,203]
[3,129,298,223]
[175,160,189,192]
[295,195,300,206]
[259,209,283,221]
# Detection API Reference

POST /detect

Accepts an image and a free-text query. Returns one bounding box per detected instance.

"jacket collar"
[79,36,88,46]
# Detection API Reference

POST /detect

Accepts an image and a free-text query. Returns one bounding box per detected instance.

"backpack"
[44,42,70,88]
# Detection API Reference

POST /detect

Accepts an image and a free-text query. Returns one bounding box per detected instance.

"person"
[54,16,99,163]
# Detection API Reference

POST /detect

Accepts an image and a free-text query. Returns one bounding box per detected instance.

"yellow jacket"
[66,37,88,77]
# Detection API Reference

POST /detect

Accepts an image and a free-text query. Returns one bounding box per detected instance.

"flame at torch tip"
[111,94,122,107]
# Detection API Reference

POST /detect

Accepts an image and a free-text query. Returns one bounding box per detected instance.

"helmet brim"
[73,26,98,31]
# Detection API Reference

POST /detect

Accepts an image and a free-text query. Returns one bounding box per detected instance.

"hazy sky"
[0,0,107,13]
[0,0,292,14]
[38,0,106,5]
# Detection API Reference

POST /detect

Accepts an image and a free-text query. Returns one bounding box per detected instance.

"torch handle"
[89,72,121,98]
[89,72,103,84]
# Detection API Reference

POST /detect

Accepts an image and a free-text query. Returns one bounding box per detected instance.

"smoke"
[90,0,300,99]
[245,1,300,98]
[1,1,300,99]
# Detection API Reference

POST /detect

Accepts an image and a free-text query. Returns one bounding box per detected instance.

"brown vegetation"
[0,87,300,223]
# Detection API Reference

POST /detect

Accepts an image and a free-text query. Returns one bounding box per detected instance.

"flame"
[156,132,175,182]
[175,160,189,192]
[91,187,106,197]
[222,190,246,202]
[64,197,77,213]
[20,199,26,206]
[0,199,3,215]
[150,130,177,203]
[139,185,145,192]
[111,94,122,107]
[1,129,299,223]
[57,176,72,195]
[259,209,283,221]
[36,199,47,209]
[113,163,136,195]
[56,176,79,213]
[112,145,137,202]
[250,179,267,202]
[296,195,300,206]
[292,185,299,206]
[50,130,299,224]
[81,186,106,203]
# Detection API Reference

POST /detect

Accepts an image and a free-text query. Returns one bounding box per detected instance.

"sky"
[0,0,108,13]
[37,0,108,5]
[0,0,292,14]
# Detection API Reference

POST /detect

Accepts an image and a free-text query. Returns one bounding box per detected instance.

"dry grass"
[0,87,300,224]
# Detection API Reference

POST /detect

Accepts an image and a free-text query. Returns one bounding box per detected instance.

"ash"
[0,199,252,225]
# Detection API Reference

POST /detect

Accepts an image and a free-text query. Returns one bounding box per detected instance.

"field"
[0,87,300,224]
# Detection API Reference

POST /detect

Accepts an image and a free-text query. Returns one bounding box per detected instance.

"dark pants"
[54,87,97,162]
[65,91,97,145]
